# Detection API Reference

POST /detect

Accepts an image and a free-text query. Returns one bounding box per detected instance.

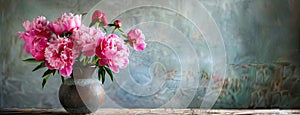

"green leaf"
[23,58,41,63]
[60,76,64,84]
[65,32,72,37]
[42,74,51,89]
[100,67,106,84]
[93,56,99,64]
[104,66,114,82]
[42,69,56,78]
[32,62,45,72]
[81,12,87,17]
[52,70,56,75]
[124,40,130,44]
[97,67,101,81]
[89,20,97,27]
[74,12,87,17]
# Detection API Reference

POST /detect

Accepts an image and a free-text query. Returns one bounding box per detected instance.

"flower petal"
[60,65,73,77]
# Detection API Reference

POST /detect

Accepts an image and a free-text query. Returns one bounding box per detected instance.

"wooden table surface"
[1,108,300,114]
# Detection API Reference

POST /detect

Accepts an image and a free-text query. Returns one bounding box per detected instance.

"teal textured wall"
[0,0,299,108]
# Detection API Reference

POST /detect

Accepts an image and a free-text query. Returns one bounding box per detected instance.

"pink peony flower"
[95,34,129,73]
[30,36,48,60]
[49,13,81,35]
[45,37,77,77]
[70,25,105,56]
[92,10,108,26]
[19,16,52,37]
[127,29,146,51]
[18,32,34,54]
[18,16,51,60]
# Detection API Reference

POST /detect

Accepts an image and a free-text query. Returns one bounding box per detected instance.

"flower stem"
[112,28,116,34]
[96,22,99,28]
[121,33,127,38]
[102,26,107,33]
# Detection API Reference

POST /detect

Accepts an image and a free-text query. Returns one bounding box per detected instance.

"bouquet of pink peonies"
[18,10,146,88]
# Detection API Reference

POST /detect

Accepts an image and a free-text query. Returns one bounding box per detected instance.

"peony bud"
[92,10,108,26]
[114,20,122,28]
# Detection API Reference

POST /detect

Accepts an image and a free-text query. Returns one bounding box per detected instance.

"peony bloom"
[30,36,48,60]
[127,29,146,51]
[92,10,108,26]
[95,34,129,73]
[18,16,51,60]
[45,37,77,77]
[70,25,105,56]
[18,32,34,54]
[49,13,81,35]
[19,16,52,38]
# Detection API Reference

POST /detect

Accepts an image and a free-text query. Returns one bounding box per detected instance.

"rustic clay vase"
[59,63,105,114]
